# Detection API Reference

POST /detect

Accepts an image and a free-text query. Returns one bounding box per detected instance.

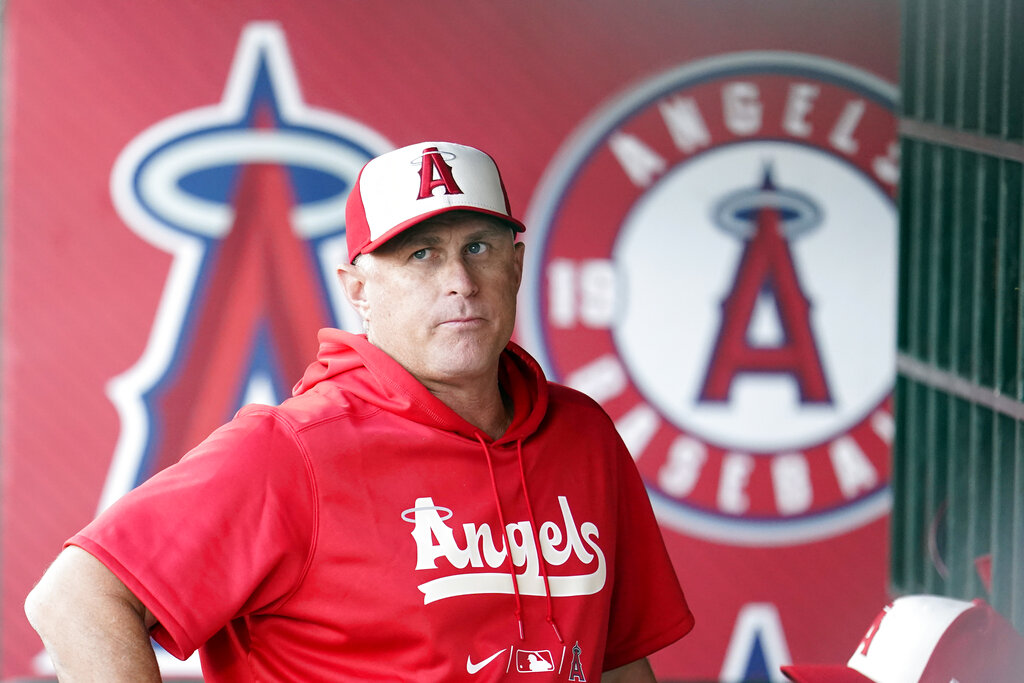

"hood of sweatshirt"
[292,328,549,444]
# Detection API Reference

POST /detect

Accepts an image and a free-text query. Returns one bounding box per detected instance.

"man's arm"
[604,657,658,682]
[24,545,162,682]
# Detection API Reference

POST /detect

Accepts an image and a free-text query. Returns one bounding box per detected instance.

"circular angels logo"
[519,52,898,545]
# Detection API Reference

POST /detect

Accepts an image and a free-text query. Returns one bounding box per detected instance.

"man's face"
[342,214,525,390]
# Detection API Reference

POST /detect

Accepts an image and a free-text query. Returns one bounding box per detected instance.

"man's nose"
[443,256,479,296]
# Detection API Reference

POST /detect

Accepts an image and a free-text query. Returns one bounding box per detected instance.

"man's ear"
[336,261,371,320]
[512,240,526,291]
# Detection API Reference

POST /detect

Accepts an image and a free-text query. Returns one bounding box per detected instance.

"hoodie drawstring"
[514,440,564,644]
[478,433,525,640]
[476,433,564,645]
[477,438,524,643]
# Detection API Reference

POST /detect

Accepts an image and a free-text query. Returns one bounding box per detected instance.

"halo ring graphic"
[401,504,454,523]
[137,130,369,239]
[408,149,457,165]
[713,185,822,241]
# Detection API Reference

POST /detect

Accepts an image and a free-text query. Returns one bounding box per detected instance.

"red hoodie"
[72,329,693,681]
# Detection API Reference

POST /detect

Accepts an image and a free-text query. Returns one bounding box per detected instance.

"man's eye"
[412,249,428,260]
[466,242,486,255]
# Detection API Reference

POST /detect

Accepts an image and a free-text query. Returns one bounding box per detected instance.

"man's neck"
[426,380,511,440]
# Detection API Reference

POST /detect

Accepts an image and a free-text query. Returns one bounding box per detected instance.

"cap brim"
[355,205,525,260]
[780,664,874,682]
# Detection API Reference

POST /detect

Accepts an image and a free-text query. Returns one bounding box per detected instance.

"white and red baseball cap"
[781,595,1024,683]
[344,141,525,262]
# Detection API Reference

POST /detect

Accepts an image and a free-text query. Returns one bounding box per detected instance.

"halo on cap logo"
[410,149,457,165]
[520,52,899,545]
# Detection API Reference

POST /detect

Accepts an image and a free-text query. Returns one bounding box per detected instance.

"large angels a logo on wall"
[103,22,391,510]
[520,52,899,545]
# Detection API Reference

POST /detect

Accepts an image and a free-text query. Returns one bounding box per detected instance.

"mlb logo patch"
[515,649,555,673]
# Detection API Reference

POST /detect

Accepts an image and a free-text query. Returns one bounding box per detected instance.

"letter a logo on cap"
[417,146,464,199]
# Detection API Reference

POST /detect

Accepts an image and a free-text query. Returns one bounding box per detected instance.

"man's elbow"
[24,583,42,630]
[26,546,138,640]
[25,575,53,633]
[25,560,72,641]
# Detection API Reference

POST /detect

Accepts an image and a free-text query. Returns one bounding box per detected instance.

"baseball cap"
[345,141,525,262]
[781,595,1024,683]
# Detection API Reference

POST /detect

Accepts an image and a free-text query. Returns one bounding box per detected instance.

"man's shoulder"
[234,370,406,447]
[542,382,622,439]
[238,385,378,433]
[547,381,610,415]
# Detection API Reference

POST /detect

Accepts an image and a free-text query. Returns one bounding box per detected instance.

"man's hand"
[604,657,658,682]
[25,546,162,682]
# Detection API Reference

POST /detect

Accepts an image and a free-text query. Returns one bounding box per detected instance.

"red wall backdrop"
[1,2,899,680]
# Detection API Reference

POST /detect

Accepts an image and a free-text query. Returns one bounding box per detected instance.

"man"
[26,141,694,681]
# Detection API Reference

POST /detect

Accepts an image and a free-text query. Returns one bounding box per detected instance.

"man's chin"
[380,333,508,386]
[432,343,505,379]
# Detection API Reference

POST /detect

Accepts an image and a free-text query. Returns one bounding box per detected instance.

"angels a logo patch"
[519,52,898,545]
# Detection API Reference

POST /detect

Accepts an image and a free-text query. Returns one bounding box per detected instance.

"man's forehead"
[381,215,514,249]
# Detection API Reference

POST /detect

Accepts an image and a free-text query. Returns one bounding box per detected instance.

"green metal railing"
[894,0,1024,632]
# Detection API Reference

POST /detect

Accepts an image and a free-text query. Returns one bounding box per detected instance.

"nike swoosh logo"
[467,649,507,674]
